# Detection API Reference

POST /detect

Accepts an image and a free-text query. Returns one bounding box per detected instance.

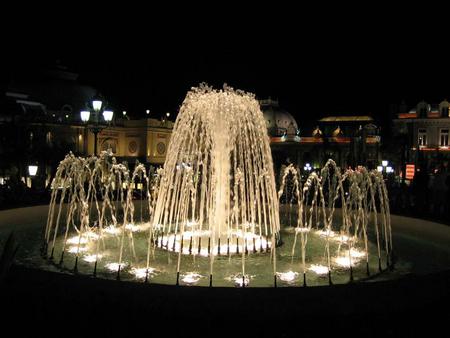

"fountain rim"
[2,205,450,288]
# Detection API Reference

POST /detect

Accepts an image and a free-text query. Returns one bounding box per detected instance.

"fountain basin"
[2,205,450,335]
[2,205,449,286]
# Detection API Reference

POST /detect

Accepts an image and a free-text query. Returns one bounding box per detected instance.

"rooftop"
[319,116,374,122]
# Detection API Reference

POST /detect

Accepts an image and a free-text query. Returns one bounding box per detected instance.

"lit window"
[418,129,427,147]
[46,132,52,145]
[440,129,449,147]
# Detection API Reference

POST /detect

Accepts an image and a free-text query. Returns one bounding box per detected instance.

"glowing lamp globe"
[103,110,113,122]
[28,165,38,177]
[92,100,102,112]
[80,110,90,122]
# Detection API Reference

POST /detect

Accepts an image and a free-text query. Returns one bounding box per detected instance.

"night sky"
[4,10,450,129]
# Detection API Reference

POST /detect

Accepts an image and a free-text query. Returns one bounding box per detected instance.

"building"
[85,118,173,164]
[392,99,450,176]
[1,64,174,189]
[1,66,382,191]
[261,98,381,172]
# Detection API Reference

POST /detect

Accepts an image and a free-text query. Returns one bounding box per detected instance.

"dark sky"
[5,10,450,128]
[66,45,449,127]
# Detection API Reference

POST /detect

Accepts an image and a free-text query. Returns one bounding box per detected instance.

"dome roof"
[260,98,298,136]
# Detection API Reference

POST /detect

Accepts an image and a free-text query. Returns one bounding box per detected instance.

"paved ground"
[1,264,449,336]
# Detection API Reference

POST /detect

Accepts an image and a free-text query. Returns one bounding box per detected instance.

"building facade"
[392,99,450,176]
[260,99,381,173]
[2,67,383,191]
[86,118,173,164]
[1,65,174,189]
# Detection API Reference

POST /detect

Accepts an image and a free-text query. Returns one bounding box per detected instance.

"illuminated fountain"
[151,84,280,286]
[41,85,393,287]
[278,161,393,285]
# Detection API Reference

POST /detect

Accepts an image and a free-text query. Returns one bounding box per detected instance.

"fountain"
[38,84,393,287]
[151,84,280,286]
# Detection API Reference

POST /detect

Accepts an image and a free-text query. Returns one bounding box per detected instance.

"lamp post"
[303,163,312,172]
[377,160,394,177]
[27,163,38,189]
[80,95,114,156]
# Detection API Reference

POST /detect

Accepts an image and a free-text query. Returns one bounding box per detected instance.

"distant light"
[146,109,150,115]
[122,111,127,116]
[28,165,38,176]
[92,100,102,112]
[377,166,383,172]
[382,160,388,167]
[103,110,113,122]
[81,110,90,122]
[386,166,393,173]
[65,114,69,119]
[166,112,170,117]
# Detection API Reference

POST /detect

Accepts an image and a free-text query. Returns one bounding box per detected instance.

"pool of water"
[6,205,449,288]
[2,214,396,287]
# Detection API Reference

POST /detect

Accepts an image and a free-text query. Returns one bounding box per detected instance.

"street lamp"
[80,95,114,156]
[378,160,394,176]
[27,164,38,189]
[28,165,38,176]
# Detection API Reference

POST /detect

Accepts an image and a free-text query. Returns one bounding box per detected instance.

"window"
[440,129,449,147]
[46,132,52,146]
[418,129,427,146]
[441,107,449,117]
[420,108,427,116]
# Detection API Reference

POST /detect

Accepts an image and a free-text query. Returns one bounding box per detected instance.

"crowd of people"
[0,180,50,210]
[388,166,450,224]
